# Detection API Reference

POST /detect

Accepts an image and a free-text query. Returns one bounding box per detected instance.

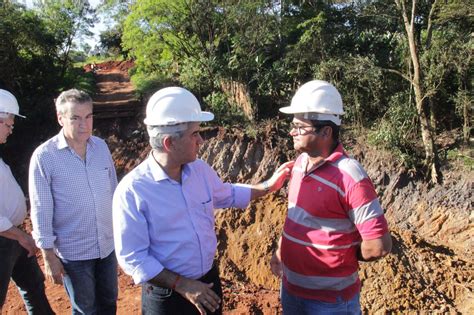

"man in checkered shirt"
[29,89,118,314]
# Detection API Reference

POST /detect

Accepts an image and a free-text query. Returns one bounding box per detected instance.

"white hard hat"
[0,89,26,118]
[279,80,344,125]
[144,87,214,126]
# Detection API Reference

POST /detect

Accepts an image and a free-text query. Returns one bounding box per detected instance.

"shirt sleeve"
[113,182,164,284]
[0,167,13,232]
[107,146,118,192]
[29,151,56,249]
[201,162,251,209]
[345,178,389,240]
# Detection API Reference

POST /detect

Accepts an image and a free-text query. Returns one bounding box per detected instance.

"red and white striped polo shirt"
[281,144,388,302]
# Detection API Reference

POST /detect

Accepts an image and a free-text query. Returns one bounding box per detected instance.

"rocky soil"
[2,61,472,314]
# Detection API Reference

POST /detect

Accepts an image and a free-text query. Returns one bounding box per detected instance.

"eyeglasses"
[0,121,14,131]
[289,123,315,135]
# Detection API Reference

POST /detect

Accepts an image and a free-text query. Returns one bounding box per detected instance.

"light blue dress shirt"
[29,131,117,260]
[113,155,251,284]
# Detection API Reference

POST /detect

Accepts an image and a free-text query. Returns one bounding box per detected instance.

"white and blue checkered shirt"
[29,130,117,260]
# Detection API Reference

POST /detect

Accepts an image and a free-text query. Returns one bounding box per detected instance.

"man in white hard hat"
[113,86,293,315]
[271,80,392,314]
[0,89,54,314]
[29,89,118,314]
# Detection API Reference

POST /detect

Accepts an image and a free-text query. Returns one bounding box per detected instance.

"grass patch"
[446,148,474,169]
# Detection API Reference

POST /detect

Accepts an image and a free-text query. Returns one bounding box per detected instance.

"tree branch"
[383,68,413,83]
[425,0,440,49]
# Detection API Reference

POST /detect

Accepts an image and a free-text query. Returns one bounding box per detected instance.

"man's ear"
[57,112,64,126]
[321,126,330,138]
[162,135,173,152]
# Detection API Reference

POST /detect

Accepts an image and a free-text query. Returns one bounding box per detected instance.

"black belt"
[198,264,219,282]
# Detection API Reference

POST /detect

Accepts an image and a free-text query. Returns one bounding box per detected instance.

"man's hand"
[270,250,283,277]
[267,161,295,192]
[358,232,392,261]
[42,249,66,284]
[0,226,38,257]
[175,278,221,315]
[270,236,283,277]
[17,233,38,257]
[251,161,295,200]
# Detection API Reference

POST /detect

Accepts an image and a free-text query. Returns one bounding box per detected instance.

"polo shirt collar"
[301,143,346,173]
[325,143,345,163]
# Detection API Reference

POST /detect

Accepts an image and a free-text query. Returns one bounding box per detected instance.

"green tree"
[33,0,96,79]
[391,0,472,183]
[0,1,60,96]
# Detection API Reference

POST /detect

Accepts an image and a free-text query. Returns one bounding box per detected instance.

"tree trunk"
[395,0,441,183]
[463,94,470,145]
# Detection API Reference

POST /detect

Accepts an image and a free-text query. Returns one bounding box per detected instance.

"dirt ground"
[2,61,473,314]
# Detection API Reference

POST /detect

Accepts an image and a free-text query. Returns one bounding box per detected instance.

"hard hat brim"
[199,111,214,122]
[279,106,345,115]
[144,111,214,126]
[279,106,296,114]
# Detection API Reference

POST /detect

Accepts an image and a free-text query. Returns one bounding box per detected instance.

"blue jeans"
[61,251,118,315]
[281,285,361,315]
[0,235,54,314]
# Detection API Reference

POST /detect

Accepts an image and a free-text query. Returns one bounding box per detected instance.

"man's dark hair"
[311,120,340,143]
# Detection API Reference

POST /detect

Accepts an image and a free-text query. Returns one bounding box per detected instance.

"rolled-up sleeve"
[113,183,164,284]
[231,183,251,209]
[29,151,56,249]
[0,217,13,233]
[202,162,251,209]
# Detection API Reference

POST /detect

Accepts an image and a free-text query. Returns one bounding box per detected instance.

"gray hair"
[55,89,92,115]
[0,112,13,119]
[147,123,189,151]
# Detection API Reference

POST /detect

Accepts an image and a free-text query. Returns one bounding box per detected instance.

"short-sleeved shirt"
[281,144,389,302]
[0,159,27,232]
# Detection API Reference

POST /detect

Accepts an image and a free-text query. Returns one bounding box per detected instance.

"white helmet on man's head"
[144,87,214,126]
[279,80,343,125]
[0,89,26,118]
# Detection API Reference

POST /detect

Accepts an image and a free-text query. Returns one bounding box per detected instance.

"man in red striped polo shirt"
[271,80,392,314]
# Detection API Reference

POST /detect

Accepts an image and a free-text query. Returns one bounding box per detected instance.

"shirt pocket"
[201,199,214,215]
[94,168,112,193]
[197,199,215,228]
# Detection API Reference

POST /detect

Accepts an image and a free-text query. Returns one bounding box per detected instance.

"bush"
[61,66,96,95]
[130,70,169,97]
[368,91,420,167]
[203,92,248,127]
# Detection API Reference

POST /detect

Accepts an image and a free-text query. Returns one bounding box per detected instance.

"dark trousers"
[142,265,222,315]
[0,235,55,314]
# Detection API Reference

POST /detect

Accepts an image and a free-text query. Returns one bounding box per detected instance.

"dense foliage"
[0,0,96,185]
[0,0,472,182]
[0,0,96,118]
[116,0,472,178]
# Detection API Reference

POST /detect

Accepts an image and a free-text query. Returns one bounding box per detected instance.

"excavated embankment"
[107,124,473,314]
